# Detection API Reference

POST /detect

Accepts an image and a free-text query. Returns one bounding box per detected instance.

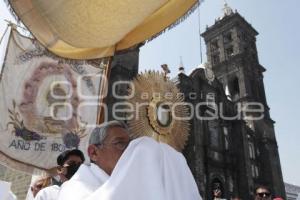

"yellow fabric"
[9,0,197,59]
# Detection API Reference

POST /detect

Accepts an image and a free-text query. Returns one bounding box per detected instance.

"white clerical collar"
[90,163,110,184]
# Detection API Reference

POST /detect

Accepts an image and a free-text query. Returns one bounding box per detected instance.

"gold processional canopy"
[0,1,198,174]
[8,0,198,59]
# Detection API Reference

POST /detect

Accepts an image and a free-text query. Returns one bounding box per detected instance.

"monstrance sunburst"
[127,71,190,151]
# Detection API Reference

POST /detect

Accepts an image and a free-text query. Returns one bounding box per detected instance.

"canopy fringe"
[4,0,33,38]
[3,0,20,22]
[147,0,203,43]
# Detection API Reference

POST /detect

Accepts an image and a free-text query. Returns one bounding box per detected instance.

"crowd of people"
[211,185,284,200]
[3,120,286,200]
[23,120,200,200]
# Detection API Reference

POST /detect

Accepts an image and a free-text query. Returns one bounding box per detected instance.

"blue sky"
[1,0,300,185]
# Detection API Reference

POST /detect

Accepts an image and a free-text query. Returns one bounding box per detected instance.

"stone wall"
[0,164,31,200]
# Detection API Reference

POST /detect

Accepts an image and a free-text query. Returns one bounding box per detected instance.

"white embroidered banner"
[0,29,103,173]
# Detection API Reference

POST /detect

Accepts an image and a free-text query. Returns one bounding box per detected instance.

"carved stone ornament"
[204,62,215,83]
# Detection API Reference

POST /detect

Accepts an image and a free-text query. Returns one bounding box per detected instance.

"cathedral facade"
[106,5,286,200]
[177,7,286,200]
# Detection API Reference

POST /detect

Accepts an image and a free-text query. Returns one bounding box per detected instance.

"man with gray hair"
[58,120,130,200]
[58,120,202,200]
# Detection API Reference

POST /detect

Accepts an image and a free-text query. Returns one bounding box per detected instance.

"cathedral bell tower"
[201,2,286,198]
[202,3,267,105]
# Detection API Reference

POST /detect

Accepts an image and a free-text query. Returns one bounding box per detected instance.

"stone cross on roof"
[222,0,234,17]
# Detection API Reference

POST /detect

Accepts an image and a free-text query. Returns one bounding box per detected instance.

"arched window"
[251,164,256,177]
[251,164,259,178]
[208,120,220,148]
[211,178,224,199]
[228,77,240,101]
[248,142,255,159]
[255,165,259,177]
[206,92,216,109]
[223,127,229,150]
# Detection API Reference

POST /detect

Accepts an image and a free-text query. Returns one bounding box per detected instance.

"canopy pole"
[0,22,10,45]
[96,56,113,124]
[197,0,203,64]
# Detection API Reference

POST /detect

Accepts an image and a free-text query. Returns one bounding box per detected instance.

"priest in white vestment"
[58,120,202,200]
